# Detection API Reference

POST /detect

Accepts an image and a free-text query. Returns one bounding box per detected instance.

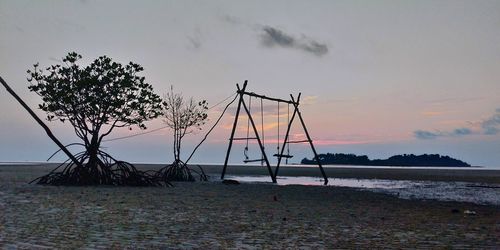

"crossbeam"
[287,140,311,144]
[243,159,265,163]
[273,154,293,158]
[231,137,258,140]
[238,90,298,105]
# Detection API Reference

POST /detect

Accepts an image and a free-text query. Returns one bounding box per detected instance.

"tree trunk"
[87,133,100,169]
[0,75,83,169]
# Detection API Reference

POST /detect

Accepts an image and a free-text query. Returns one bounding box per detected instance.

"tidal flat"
[0,164,499,248]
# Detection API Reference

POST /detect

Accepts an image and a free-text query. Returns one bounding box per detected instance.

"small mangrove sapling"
[157,86,209,181]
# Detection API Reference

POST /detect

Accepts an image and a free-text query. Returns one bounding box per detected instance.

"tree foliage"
[157,86,209,181]
[27,52,166,186]
[162,86,208,161]
[28,52,162,143]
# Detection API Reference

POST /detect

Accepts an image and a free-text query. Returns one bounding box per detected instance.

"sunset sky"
[1,0,499,167]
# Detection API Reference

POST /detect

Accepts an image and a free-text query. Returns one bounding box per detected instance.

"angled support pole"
[0,75,83,169]
[221,81,247,180]
[291,94,328,185]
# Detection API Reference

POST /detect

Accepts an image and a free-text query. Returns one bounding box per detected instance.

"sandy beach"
[1,163,499,248]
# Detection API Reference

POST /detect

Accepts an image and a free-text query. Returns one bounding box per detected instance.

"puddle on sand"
[219,175,500,206]
[221,175,422,188]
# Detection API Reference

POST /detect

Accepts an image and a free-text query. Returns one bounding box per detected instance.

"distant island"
[301,153,471,167]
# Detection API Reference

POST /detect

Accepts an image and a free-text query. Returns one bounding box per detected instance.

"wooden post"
[292,94,328,185]
[0,75,83,168]
[221,81,247,179]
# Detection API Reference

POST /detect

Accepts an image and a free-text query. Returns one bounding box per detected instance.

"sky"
[1,0,499,167]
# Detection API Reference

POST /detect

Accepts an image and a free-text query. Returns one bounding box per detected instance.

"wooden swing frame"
[221,80,328,185]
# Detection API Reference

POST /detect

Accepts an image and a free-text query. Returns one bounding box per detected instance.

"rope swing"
[243,96,268,164]
[222,81,328,185]
[243,96,251,161]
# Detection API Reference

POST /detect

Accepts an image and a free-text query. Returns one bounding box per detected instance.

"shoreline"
[2,162,500,183]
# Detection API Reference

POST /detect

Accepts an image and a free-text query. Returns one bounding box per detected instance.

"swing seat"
[287,140,310,144]
[243,159,265,163]
[273,154,294,158]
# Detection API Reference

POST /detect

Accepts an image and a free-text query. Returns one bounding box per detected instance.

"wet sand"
[1,163,499,248]
[197,164,500,184]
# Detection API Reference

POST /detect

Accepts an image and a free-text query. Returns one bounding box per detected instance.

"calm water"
[220,175,500,206]
[196,162,500,169]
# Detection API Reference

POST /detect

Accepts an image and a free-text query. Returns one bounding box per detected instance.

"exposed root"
[155,160,208,182]
[31,150,171,187]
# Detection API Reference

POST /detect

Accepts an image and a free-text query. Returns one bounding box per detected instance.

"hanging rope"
[260,98,264,165]
[277,102,280,155]
[184,93,239,164]
[207,92,238,110]
[244,96,251,161]
[286,103,291,164]
[103,125,170,142]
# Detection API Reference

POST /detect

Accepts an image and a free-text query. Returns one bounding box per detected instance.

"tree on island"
[28,52,167,186]
[301,153,471,167]
[155,86,209,182]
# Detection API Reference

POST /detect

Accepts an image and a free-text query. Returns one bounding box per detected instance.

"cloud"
[187,36,202,50]
[300,41,329,57]
[261,26,295,47]
[186,28,202,50]
[481,108,500,135]
[301,95,318,105]
[414,108,499,139]
[414,130,442,140]
[452,128,472,136]
[260,26,328,56]
[220,15,328,57]
[414,128,473,140]
[428,96,486,105]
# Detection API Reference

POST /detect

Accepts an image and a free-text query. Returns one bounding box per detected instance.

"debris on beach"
[464,210,477,216]
[222,179,240,185]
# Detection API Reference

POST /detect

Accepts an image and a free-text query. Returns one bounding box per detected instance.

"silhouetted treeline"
[301,153,471,167]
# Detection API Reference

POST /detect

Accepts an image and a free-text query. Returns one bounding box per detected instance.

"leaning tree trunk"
[0,75,83,169]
